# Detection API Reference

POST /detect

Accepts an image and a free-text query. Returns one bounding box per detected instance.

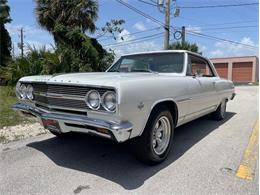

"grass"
[0,86,32,128]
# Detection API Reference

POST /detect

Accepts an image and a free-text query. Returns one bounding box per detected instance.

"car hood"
[20,72,174,88]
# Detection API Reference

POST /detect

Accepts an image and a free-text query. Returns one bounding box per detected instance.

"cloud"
[117,29,132,42]
[6,24,54,56]
[197,43,207,54]
[186,25,201,33]
[6,24,45,36]
[133,22,147,31]
[209,37,258,57]
[105,29,161,57]
[113,41,160,57]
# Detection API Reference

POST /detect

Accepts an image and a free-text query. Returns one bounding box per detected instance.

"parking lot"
[0,86,258,195]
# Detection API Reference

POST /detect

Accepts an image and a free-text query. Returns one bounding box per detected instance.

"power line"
[175,25,258,32]
[98,27,162,42]
[104,32,164,47]
[177,16,257,27]
[105,34,163,48]
[203,29,259,34]
[115,0,258,50]
[179,2,258,9]
[115,0,176,49]
[186,31,258,50]
[201,25,258,31]
[115,0,166,28]
[137,0,157,7]
[199,20,258,27]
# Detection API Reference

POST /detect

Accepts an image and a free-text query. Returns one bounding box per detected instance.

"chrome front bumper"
[12,103,133,142]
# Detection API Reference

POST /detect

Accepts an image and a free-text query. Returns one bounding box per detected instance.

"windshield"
[107,53,184,73]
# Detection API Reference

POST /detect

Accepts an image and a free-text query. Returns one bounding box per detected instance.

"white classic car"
[13,50,235,164]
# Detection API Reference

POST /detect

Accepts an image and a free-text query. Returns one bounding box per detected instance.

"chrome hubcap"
[152,116,171,155]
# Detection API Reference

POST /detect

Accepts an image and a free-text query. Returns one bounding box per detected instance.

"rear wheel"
[212,100,227,120]
[133,106,174,165]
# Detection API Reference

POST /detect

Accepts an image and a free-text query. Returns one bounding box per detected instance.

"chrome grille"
[31,83,114,112]
[33,83,108,96]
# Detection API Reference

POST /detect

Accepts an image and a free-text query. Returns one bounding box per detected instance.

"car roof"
[121,50,205,58]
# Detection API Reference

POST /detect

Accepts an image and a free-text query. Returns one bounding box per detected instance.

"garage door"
[214,63,228,79]
[232,62,253,82]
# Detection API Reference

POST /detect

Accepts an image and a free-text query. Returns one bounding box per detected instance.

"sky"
[6,0,259,58]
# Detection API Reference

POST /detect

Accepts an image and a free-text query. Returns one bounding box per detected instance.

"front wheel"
[49,130,71,138]
[133,106,174,165]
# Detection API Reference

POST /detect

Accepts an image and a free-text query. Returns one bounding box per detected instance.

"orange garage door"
[232,62,252,82]
[214,63,228,79]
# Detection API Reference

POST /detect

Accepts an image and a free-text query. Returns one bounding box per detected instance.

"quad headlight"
[20,84,27,99]
[15,82,34,100]
[85,90,100,110]
[85,90,117,112]
[26,84,34,100]
[15,82,22,99]
[102,91,116,112]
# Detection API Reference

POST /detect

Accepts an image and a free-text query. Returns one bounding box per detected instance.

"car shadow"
[27,112,236,190]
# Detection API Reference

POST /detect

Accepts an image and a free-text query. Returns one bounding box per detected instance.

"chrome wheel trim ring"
[152,116,171,155]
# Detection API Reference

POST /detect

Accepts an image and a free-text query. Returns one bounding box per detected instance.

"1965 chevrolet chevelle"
[13,50,235,164]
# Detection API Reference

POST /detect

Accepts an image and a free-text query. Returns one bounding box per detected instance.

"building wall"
[210,56,259,83]
[213,63,228,79]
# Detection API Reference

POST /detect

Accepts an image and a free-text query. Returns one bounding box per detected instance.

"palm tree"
[168,41,200,54]
[35,0,98,34]
[0,0,12,67]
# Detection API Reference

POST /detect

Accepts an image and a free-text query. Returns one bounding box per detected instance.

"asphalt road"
[0,86,258,195]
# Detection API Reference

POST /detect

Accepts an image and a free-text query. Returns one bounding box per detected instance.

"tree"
[35,0,121,72]
[0,0,12,67]
[168,41,200,54]
[35,0,98,44]
[1,45,60,85]
[54,27,114,72]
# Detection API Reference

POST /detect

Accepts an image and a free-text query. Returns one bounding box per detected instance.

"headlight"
[85,90,100,110]
[102,91,116,112]
[20,84,27,99]
[15,82,22,99]
[26,84,34,100]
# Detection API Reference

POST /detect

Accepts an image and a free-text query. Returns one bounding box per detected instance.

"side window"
[187,55,214,77]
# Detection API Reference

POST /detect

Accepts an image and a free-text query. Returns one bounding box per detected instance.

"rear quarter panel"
[214,78,235,102]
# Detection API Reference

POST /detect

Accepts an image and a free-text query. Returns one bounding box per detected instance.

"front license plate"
[42,119,60,132]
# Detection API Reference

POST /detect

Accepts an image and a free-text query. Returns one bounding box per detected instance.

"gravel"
[0,123,48,143]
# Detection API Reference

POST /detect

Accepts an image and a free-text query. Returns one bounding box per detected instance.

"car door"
[185,54,218,121]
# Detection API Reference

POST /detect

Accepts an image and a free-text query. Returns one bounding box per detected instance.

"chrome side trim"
[176,97,192,102]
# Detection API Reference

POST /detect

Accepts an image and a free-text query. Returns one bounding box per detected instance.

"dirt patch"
[0,123,48,144]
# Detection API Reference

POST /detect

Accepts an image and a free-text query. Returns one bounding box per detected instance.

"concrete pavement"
[0,86,258,195]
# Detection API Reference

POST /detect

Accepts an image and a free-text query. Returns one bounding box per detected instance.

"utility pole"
[18,28,24,58]
[163,0,170,50]
[12,43,15,57]
[181,26,186,45]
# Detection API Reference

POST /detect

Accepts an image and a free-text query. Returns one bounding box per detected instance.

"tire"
[49,130,70,138]
[212,100,227,121]
[133,105,174,165]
